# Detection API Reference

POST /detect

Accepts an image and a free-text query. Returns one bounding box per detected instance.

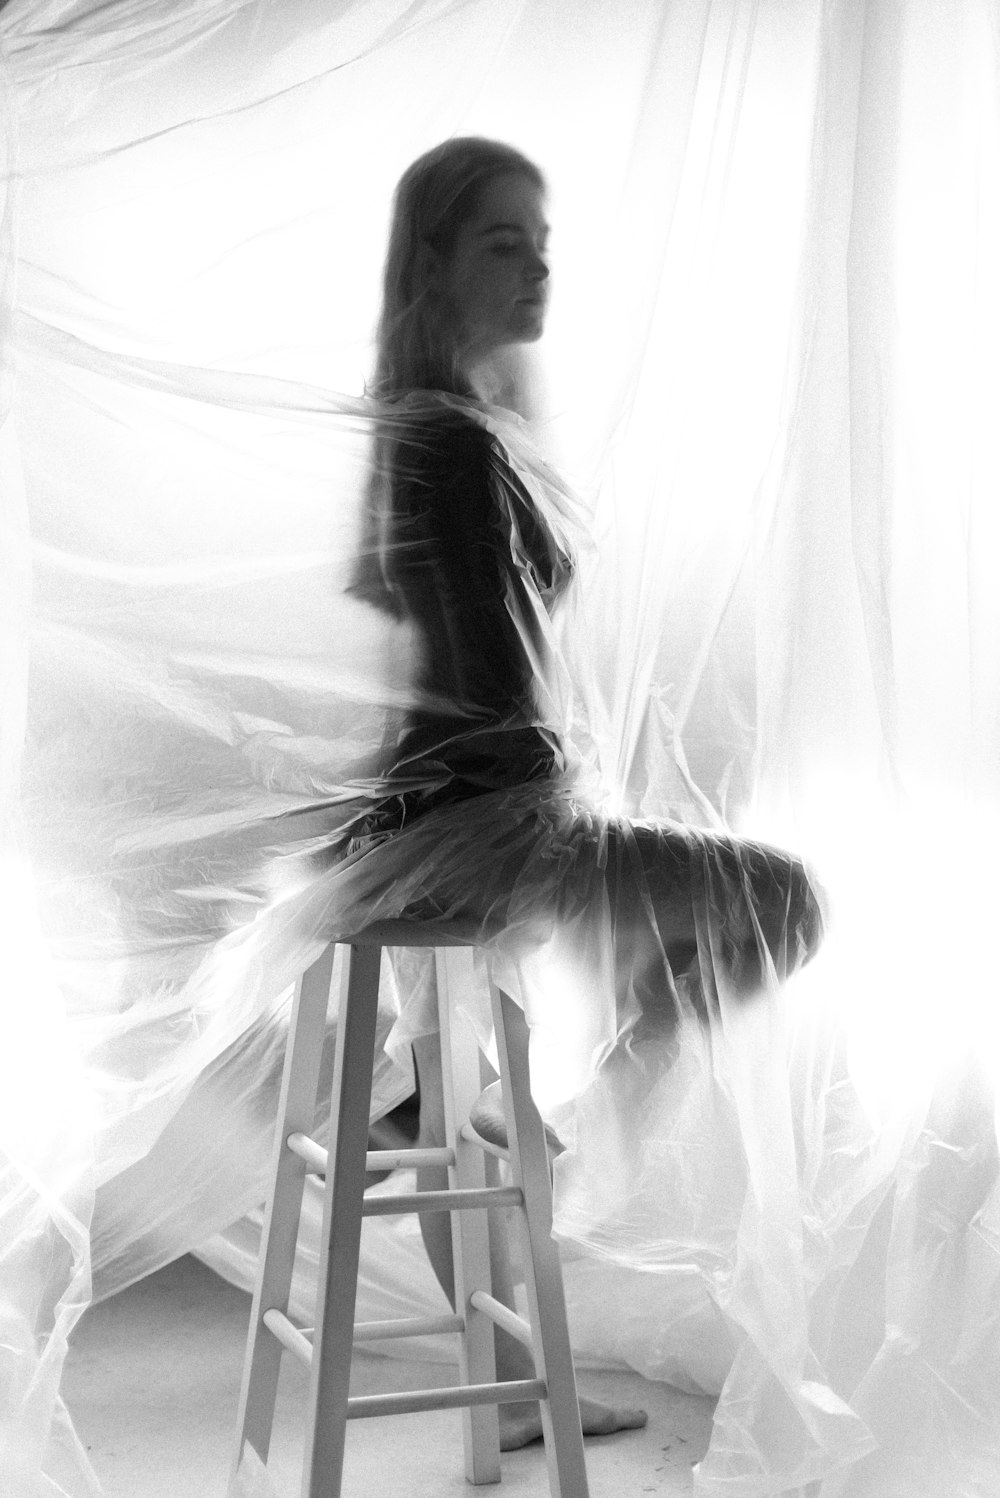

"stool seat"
[231,932,590,1498]
[331,916,482,948]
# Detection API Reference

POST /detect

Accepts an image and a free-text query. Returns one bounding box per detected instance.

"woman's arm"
[390,414,538,719]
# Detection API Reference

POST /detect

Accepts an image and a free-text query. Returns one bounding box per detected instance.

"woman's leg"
[410,1031,646,1448]
[605,820,824,1020]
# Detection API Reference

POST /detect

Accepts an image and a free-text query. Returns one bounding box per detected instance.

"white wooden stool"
[231,921,589,1498]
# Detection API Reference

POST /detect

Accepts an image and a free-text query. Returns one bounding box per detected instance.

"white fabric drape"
[1,2,998,1496]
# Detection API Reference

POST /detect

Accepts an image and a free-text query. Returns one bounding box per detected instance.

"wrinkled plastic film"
[2,3,999,1498]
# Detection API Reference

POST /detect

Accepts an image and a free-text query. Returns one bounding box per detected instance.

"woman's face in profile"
[438,173,550,359]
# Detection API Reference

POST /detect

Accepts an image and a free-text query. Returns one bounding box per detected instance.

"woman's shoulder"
[380,389,587,555]
[386,392,495,482]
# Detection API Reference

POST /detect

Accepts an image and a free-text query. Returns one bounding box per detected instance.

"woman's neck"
[463,347,531,417]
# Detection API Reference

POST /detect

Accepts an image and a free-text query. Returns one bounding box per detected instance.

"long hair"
[371,137,545,398]
[350,139,545,615]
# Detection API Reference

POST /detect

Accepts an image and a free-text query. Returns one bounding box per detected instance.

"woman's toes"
[579,1396,648,1435]
[497,1396,647,1451]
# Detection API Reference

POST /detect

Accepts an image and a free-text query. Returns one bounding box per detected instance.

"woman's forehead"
[467,175,548,236]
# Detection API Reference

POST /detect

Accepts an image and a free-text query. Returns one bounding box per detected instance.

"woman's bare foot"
[498,1394,648,1450]
[468,1080,565,1161]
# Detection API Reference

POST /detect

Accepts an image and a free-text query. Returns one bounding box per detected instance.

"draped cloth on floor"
[2,3,999,1497]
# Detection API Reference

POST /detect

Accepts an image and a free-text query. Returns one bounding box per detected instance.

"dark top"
[351,409,572,840]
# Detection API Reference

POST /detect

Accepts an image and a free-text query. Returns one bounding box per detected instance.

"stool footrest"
[366,1145,455,1171]
[354,1313,465,1342]
[262,1308,312,1366]
[286,1132,456,1176]
[469,1290,533,1349]
[285,1132,328,1174]
[268,1311,467,1358]
[346,1378,547,1420]
[362,1184,523,1217]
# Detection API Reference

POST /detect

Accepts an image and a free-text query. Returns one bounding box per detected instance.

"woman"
[341,137,821,981]
[330,137,824,1448]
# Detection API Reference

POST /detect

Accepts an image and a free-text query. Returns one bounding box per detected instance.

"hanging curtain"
[1,2,998,1496]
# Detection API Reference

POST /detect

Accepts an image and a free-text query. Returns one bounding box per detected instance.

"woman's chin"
[517,313,546,342]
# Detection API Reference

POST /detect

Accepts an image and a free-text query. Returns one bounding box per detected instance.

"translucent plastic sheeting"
[1,2,999,1496]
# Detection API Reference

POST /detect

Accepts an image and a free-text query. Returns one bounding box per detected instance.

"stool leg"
[232,944,337,1488]
[301,942,382,1498]
[436,948,502,1485]
[490,981,590,1498]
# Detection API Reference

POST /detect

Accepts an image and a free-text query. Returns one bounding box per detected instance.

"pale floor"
[63,1254,716,1498]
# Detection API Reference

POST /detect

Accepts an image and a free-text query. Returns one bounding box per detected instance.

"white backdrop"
[1,2,999,1495]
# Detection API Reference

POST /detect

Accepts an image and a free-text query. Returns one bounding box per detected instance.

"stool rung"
[366,1145,455,1171]
[354,1313,465,1342]
[262,1308,312,1366]
[469,1290,533,1349]
[266,1311,467,1365]
[285,1132,328,1173]
[362,1184,523,1217]
[262,1307,542,1410]
[286,1132,455,1175]
[460,1120,511,1164]
[346,1378,547,1420]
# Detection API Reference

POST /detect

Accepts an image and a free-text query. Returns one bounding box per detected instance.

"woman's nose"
[527,253,549,282]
